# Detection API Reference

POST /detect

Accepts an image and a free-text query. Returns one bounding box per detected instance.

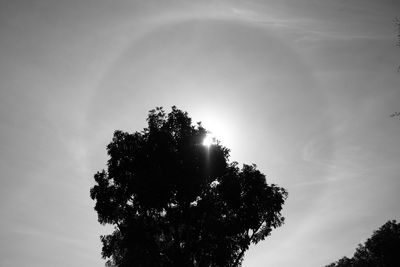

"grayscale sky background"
[0,1,399,266]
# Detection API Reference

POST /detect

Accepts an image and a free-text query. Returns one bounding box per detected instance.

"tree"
[325,220,400,267]
[90,106,287,267]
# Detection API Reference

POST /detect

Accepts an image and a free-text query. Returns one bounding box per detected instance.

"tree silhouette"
[90,106,287,267]
[325,220,400,267]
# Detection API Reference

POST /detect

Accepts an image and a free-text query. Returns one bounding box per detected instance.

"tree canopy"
[325,220,400,267]
[90,106,287,267]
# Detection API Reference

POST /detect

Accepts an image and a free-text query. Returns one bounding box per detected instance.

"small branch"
[232,223,263,267]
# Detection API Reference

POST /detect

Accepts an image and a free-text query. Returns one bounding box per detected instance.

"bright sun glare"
[202,134,214,147]
[193,108,236,151]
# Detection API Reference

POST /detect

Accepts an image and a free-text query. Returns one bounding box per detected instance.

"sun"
[191,107,237,151]
[202,134,214,147]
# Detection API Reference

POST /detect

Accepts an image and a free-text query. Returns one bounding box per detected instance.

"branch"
[232,223,263,267]
[115,221,124,236]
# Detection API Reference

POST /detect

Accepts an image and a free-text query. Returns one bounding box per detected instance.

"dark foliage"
[90,106,287,267]
[325,220,400,267]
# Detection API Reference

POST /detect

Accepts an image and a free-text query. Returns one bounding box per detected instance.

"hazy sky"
[1,1,399,266]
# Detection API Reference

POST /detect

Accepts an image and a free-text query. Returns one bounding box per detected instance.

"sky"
[0,0,399,266]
